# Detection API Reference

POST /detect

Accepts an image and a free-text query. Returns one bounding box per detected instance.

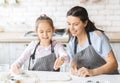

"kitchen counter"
[0,71,120,83]
[0,32,120,43]
[0,32,68,43]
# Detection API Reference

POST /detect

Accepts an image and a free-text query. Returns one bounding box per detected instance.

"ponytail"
[85,19,103,33]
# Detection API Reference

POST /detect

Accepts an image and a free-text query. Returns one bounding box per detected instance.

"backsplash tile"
[0,0,120,32]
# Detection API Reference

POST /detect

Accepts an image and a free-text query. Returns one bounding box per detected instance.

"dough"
[37,72,72,81]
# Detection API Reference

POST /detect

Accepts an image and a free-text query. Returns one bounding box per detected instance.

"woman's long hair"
[66,6,103,41]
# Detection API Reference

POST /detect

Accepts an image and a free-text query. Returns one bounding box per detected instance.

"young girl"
[10,14,69,73]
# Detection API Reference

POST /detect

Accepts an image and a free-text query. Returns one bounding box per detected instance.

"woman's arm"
[92,31,118,75]
[70,60,78,75]
[76,31,118,77]
[92,50,118,75]
[77,50,118,77]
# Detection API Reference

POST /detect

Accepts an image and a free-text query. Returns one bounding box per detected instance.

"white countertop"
[0,32,120,43]
[0,71,120,83]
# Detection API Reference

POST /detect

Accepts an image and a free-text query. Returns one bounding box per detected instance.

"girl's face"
[36,21,54,45]
[67,16,87,37]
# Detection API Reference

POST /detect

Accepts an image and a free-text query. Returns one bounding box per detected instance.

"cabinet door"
[111,43,120,62]
[0,43,29,69]
[0,43,9,64]
[9,43,28,65]
[9,43,30,69]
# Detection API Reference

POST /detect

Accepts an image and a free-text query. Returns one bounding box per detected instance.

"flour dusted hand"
[10,65,21,74]
[70,61,78,75]
[53,57,65,70]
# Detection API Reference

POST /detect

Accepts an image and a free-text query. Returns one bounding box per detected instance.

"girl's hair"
[35,14,54,31]
[66,6,103,40]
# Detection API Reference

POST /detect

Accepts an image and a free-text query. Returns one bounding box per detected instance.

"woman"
[67,6,119,77]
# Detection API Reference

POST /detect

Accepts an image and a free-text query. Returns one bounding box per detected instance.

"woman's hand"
[70,61,78,75]
[53,57,65,70]
[77,67,93,77]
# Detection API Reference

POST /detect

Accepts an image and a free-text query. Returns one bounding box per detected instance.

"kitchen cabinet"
[0,42,29,69]
[111,43,120,63]
[0,43,9,64]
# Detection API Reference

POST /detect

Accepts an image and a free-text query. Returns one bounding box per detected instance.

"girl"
[10,14,69,73]
[67,6,119,77]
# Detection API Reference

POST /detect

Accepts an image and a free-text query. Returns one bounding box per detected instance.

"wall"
[0,0,120,32]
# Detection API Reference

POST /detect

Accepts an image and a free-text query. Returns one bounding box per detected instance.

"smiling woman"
[66,6,119,77]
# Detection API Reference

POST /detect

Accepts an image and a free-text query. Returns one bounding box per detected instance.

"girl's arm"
[10,41,36,73]
[53,57,65,70]
[53,41,70,70]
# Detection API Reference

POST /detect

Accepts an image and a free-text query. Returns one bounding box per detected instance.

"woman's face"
[67,16,87,37]
[36,21,54,44]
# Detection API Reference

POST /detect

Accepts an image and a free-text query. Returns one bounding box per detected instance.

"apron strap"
[74,37,78,54]
[31,41,40,60]
[28,41,40,70]
[51,40,54,53]
[28,40,54,70]
[74,32,92,54]
[86,32,91,45]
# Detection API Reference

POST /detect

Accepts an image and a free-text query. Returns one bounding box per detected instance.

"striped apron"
[28,41,60,71]
[73,33,119,74]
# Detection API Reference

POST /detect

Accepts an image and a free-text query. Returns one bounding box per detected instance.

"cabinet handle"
[24,44,28,47]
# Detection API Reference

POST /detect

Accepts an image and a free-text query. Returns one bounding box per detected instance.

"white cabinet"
[0,42,29,68]
[111,43,120,63]
[0,43,9,64]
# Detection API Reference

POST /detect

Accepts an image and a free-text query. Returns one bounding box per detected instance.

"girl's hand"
[10,65,20,74]
[77,67,93,77]
[53,57,65,70]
